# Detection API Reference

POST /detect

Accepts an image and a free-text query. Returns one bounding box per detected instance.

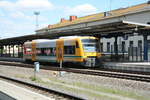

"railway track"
[0,61,150,82]
[0,75,84,100]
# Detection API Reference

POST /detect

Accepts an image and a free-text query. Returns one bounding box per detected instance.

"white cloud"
[0,0,54,11]
[0,18,35,38]
[0,1,15,10]
[0,1,99,38]
[66,4,98,16]
[0,0,51,31]
[16,0,53,10]
[12,12,48,22]
[10,12,33,20]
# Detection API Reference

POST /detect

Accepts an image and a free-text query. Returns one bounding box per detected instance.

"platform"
[0,57,150,73]
[0,91,16,100]
[103,62,150,73]
[0,57,24,62]
[0,80,54,100]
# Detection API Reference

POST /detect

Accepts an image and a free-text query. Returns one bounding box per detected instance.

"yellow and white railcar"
[24,36,101,67]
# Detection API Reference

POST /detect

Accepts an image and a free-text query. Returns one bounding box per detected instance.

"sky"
[0,0,148,39]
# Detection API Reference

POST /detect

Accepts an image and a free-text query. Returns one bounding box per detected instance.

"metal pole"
[18,45,20,58]
[143,34,148,61]
[109,0,112,11]
[59,60,62,77]
[13,45,14,57]
[60,60,62,69]
[34,11,40,30]
[34,68,36,79]
[6,45,7,56]
[21,44,23,58]
[9,45,10,57]
[114,36,118,60]
[0,46,2,57]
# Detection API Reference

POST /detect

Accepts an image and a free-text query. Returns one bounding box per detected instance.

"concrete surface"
[0,80,54,100]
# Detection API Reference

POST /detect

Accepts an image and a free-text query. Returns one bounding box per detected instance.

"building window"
[138,40,142,49]
[100,43,103,52]
[107,42,110,53]
[122,41,126,52]
[129,41,133,47]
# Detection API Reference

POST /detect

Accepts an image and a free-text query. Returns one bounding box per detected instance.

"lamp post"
[109,0,112,11]
[34,11,40,30]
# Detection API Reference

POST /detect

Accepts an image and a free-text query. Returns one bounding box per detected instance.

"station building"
[1,2,150,63]
[101,34,147,61]
[35,2,150,62]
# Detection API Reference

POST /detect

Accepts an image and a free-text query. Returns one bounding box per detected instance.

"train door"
[56,39,64,62]
[31,41,36,61]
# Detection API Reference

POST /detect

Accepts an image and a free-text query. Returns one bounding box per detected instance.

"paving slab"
[0,80,54,100]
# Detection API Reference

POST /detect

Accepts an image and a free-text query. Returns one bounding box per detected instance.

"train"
[23,36,102,67]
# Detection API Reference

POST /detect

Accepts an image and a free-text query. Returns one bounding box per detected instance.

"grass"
[72,82,148,100]
[14,74,26,79]
[29,76,42,82]
[47,77,149,100]
[32,78,119,100]
[56,83,120,100]
[26,76,149,100]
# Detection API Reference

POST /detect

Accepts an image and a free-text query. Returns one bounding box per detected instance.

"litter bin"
[34,62,40,72]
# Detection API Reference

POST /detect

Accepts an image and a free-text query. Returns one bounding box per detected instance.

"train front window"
[82,39,100,52]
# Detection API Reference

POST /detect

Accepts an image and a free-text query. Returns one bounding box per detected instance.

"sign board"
[34,62,40,72]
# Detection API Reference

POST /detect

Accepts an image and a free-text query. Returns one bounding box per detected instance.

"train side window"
[64,46,75,54]
[44,48,51,56]
[76,41,79,48]
[51,48,56,56]
[26,48,32,55]
[36,48,41,56]
[36,48,55,56]
[41,48,45,55]
[49,48,53,56]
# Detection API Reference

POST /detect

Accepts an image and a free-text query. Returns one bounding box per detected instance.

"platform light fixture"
[34,11,40,30]
[134,26,138,36]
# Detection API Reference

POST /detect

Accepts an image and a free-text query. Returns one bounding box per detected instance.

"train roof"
[24,36,97,44]
[33,39,57,43]
[59,36,96,39]
[24,39,57,44]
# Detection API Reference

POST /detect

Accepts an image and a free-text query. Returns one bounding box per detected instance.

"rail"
[0,75,84,100]
[0,61,150,82]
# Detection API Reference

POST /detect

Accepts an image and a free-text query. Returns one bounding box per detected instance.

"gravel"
[0,65,150,100]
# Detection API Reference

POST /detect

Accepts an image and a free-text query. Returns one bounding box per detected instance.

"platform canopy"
[36,20,150,37]
[0,20,150,46]
[0,34,51,45]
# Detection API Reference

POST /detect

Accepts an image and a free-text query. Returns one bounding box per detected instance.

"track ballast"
[0,61,150,82]
[0,75,84,100]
